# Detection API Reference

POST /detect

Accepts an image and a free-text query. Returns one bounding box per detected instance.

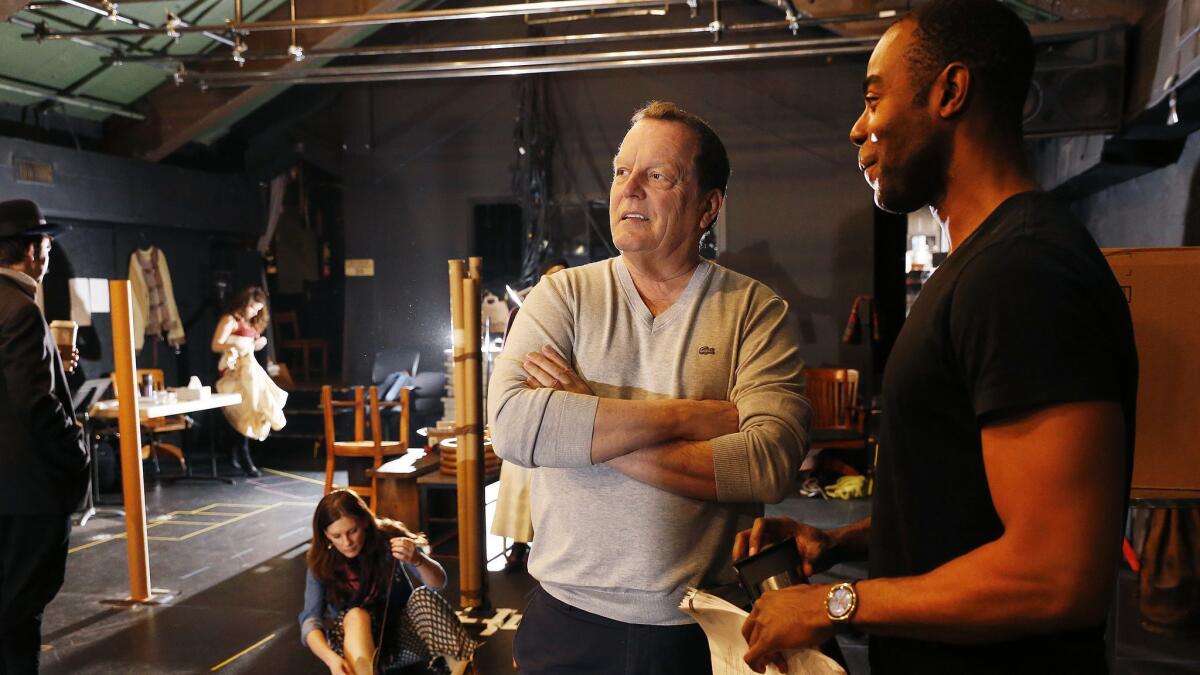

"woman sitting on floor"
[299,490,477,675]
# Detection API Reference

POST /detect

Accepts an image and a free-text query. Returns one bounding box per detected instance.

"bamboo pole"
[447,260,472,603]
[109,280,151,602]
[468,256,483,284]
[460,274,487,608]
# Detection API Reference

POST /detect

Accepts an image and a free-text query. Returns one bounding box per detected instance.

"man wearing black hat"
[0,198,89,674]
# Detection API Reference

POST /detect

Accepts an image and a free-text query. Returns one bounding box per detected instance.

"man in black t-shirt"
[733,1,1138,673]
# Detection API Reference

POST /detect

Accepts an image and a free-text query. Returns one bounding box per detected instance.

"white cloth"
[490,460,534,542]
[128,246,185,350]
[216,348,288,441]
[679,589,844,675]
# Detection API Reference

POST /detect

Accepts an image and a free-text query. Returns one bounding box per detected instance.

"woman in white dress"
[211,286,287,476]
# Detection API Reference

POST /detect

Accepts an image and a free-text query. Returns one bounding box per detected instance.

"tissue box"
[172,386,211,401]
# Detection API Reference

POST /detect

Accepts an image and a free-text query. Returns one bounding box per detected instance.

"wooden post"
[447,260,468,599]
[109,280,151,602]
[460,274,487,609]
[468,256,483,284]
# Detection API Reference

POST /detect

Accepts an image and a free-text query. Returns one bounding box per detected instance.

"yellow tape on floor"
[210,632,276,671]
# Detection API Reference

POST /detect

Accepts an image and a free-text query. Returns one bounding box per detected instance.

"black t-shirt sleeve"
[948,237,1124,424]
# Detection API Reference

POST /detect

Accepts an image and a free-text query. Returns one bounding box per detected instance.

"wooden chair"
[110,368,189,473]
[321,385,411,509]
[804,367,867,452]
[274,310,328,382]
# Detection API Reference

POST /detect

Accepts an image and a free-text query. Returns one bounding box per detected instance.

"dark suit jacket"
[0,273,89,515]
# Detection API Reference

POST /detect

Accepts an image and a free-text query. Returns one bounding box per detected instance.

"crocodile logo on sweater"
[698,346,716,355]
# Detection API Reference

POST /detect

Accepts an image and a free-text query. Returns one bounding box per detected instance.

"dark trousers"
[514,585,712,675]
[0,515,71,675]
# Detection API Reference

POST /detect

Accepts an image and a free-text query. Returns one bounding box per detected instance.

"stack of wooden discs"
[438,437,500,477]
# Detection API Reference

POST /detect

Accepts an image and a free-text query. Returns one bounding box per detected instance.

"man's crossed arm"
[522,345,733,500]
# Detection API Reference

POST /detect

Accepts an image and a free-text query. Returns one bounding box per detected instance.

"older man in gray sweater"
[488,101,811,674]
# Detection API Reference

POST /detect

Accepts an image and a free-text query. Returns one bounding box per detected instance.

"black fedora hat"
[0,199,64,238]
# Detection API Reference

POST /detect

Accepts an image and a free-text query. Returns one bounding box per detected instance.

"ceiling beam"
[103,0,411,161]
[0,1,26,21]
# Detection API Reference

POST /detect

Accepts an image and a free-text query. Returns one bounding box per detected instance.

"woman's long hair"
[307,490,425,607]
[228,286,270,335]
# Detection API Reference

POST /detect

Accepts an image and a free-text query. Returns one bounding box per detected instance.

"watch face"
[828,586,854,618]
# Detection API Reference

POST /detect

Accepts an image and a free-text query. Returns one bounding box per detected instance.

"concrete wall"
[1066,130,1200,247]
[338,57,877,384]
[0,136,263,386]
[0,136,258,232]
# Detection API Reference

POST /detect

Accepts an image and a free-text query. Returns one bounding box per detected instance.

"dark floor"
[43,444,533,675]
[40,444,1200,674]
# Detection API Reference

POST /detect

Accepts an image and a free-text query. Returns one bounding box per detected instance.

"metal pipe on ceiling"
[24,0,695,40]
[197,38,876,87]
[194,34,875,81]
[7,16,115,55]
[524,6,667,25]
[26,0,235,47]
[0,76,145,119]
[102,10,897,65]
[111,25,723,64]
[19,7,163,55]
[27,0,177,6]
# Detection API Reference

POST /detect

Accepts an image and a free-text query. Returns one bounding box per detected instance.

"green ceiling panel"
[74,61,168,104]
[0,22,101,86]
[0,0,391,135]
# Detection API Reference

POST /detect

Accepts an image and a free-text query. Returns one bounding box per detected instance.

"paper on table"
[679,588,845,675]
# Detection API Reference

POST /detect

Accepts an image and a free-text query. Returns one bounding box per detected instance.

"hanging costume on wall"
[217,321,288,442]
[128,246,186,350]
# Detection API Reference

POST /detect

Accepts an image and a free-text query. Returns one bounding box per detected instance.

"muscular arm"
[607,295,809,504]
[607,440,717,500]
[742,401,1125,668]
[852,401,1124,640]
[489,278,734,468]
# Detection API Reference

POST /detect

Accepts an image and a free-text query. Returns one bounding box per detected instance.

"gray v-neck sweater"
[488,256,810,625]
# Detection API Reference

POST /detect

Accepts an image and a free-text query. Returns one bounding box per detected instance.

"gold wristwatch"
[825,582,858,625]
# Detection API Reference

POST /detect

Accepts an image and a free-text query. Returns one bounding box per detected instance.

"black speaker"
[1024,22,1126,137]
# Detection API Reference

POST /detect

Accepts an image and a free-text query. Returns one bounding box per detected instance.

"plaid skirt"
[326,585,478,673]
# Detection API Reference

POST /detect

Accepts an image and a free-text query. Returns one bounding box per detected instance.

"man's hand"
[741,584,836,673]
[733,517,837,577]
[254,336,267,351]
[57,346,79,375]
[523,345,593,395]
[523,344,738,441]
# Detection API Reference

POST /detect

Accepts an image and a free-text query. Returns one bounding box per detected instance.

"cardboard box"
[1104,248,1200,492]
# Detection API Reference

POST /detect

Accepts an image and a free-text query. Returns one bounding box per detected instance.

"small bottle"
[141,374,155,398]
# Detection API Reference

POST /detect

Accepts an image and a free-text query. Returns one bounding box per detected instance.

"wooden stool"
[370,451,441,527]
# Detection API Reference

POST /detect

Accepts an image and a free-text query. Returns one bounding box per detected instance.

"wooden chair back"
[109,368,187,468]
[804,368,861,432]
[274,310,302,341]
[320,385,411,506]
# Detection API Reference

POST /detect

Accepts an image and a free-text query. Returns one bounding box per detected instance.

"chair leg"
[324,451,335,495]
[153,442,187,470]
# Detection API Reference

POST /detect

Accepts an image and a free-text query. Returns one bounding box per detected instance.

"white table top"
[89,392,242,420]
